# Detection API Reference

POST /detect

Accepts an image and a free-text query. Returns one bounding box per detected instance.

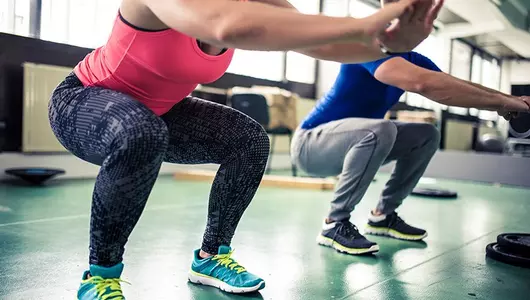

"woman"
[48,0,442,298]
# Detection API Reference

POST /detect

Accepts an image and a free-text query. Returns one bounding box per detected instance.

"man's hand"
[498,96,530,120]
[378,0,444,52]
[498,111,519,121]
[522,96,530,109]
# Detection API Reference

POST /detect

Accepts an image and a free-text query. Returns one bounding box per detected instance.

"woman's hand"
[376,0,444,52]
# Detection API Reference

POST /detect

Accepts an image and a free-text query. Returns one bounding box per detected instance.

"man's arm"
[373,57,530,112]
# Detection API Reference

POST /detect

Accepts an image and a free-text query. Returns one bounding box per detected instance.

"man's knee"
[419,123,441,151]
[371,120,398,151]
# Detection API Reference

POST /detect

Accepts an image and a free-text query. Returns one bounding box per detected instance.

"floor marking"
[0,203,200,228]
[339,226,505,300]
[0,214,88,228]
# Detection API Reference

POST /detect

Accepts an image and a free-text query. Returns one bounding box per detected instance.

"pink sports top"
[74,13,234,116]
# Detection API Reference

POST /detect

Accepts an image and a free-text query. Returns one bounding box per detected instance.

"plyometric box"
[174,169,335,191]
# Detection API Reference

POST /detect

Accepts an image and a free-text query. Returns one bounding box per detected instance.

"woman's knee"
[236,121,270,162]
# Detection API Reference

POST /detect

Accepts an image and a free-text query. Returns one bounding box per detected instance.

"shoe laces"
[212,249,247,274]
[336,221,362,239]
[86,276,129,300]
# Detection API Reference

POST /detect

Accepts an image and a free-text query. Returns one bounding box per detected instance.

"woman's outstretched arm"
[140,0,430,52]
[238,0,445,63]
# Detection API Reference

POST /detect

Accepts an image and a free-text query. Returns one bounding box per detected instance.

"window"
[468,53,501,121]
[317,0,348,97]
[0,0,10,33]
[468,54,482,117]
[478,58,500,121]
[412,34,449,110]
[450,40,472,80]
[289,0,320,14]
[349,0,376,17]
[416,35,448,71]
[471,54,482,84]
[14,0,30,36]
[481,58,500,90]
[284,0,320,84]
[0,0,30,36]
[40,0,120,48]
[285,52,316,84]
[227,51,285,81]
[447,41,472,115]
[323,0,349,17]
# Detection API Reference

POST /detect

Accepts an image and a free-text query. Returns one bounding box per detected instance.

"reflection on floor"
[1,172,529,299]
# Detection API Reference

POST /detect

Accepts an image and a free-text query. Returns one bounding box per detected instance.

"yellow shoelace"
[212,250,246,274]
[85,276,129,300]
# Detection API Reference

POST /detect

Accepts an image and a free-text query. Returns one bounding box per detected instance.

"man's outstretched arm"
[373,57,530,112]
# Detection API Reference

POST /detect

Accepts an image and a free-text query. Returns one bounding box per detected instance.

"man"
[291,2,530,256]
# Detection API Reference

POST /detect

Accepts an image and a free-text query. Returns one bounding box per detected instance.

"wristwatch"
[379,43,399,56]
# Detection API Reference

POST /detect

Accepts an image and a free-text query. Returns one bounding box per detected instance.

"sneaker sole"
[364,226,428,241]
[316,235,379,255]
[188,270,265,294]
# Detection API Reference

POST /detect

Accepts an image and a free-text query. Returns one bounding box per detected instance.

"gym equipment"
[475,133,505,154]
[5,168,65,185]
[486,242,530,268]
[506,138,530,157]
[506,112,530,157]
[497,233,530,253]
[411,187,458,198]
[508,112,530,139]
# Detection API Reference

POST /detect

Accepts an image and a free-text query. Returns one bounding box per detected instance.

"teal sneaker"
[77,263,127,300]
[188,246,265,293]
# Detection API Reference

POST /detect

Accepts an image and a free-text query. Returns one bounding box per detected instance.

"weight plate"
[497,233,530,254]
[411,187,458,198]
[485,243,530,268]
[509,112,530,139]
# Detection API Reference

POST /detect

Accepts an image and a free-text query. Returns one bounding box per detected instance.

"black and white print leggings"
[48,73,270,266]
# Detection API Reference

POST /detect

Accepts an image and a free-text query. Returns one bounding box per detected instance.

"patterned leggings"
[48,74,270,266]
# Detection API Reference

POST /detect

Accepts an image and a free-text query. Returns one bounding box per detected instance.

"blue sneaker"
[188,246,265,294]
[77,263,127,300]
[317,220,379,255]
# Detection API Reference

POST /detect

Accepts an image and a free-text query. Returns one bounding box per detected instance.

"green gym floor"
[1,172,530,300]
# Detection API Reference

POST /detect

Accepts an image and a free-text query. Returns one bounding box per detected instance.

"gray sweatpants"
[291,118,440,222]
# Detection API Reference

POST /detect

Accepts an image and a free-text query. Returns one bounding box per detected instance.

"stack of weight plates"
[486,233,530,268]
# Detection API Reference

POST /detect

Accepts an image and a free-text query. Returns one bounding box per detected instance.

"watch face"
[509,112,530,138]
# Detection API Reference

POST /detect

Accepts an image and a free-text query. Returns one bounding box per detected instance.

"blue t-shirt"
[300,52,441,129]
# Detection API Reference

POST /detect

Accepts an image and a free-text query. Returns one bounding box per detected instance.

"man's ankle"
[325,218,335,224]
[372,209,385,216]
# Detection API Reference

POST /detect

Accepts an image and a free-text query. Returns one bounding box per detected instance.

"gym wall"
[0,33,92,152]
